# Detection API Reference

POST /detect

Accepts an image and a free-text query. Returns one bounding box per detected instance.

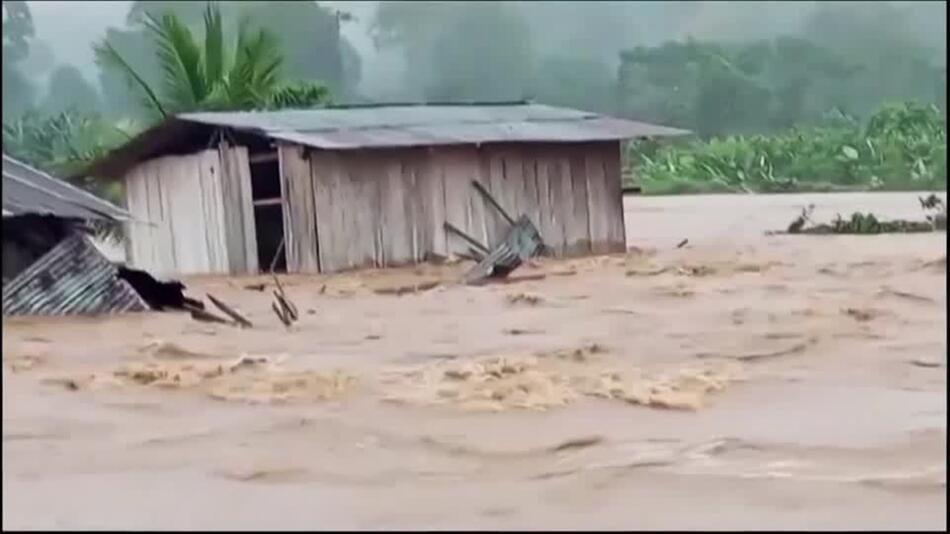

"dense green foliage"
[372,1,534,101]
[2,3,332,204]
[94,4,332,119]
[94,0,354,119]
[617,37,861,136]
[2,1,37,118]
[2,109,137,202]
[1,1,946,201]
[780,195,946,235]
[43,65,101,114]
[628,103,947,194]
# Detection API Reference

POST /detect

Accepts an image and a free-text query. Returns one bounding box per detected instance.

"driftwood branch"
[206,293,253,328]
[273,289,298,321]
[184,302,230,324]
[269,235,286,274]
[266,235,299,326]
[272,301,292,327]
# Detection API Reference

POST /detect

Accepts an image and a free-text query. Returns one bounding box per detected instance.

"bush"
[628,102,947,194]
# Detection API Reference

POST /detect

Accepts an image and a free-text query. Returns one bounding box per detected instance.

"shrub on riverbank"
[627,102,947,195]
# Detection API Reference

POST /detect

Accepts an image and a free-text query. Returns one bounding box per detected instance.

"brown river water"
[3,192,946,530]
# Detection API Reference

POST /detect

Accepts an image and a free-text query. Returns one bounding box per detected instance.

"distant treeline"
[4,1,946,134]
[627,102,947,194]
[2,1,946,197]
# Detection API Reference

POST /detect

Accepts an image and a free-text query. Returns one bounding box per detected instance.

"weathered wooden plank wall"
[278,144,320,272]
[123,165,156,271]
[122,140,625,276]
[197,150,229,272]
[598,142,627,252]
[123,148,251,275]
[217,143,258,274]
[285,140,625,274]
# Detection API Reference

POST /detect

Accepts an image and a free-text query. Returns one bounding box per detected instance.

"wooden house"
[81,103,687,276]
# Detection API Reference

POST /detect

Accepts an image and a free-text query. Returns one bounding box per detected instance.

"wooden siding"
[122,147,255,275]
[278,141,625,274]
[220,143,258,274]
[278,144,320,272]
[122,140,625,276]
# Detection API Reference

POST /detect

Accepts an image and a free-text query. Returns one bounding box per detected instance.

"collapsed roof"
[2,156,147,316]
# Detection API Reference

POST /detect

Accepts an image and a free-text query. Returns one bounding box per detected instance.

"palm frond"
[223,17,257,108]
[203,2,226,86]
[228,18,284,109]
[267,82,333,110]
[93,40,167,117]
[143,12,207,111]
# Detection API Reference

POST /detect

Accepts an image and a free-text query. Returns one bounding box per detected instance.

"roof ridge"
[279,113,605,135]
[179,100,537,116]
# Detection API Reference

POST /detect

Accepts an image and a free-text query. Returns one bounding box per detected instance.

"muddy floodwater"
[3,192,946,530]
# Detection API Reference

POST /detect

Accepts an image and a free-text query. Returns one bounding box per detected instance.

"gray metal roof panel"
[2,173,104,219]
[2,233,148,316]
[2,155,130,220]
[179,104,598,134]
[79,103,690,179]
[177,104,689,150]
[267,117,689,149]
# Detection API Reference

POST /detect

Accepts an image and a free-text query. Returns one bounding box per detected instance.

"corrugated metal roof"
[268,117,688,150]
[79,103,690,180]
[180,104,596,132]
[2,233,148,316]
[178,103,690,150]
[2,155,131,221]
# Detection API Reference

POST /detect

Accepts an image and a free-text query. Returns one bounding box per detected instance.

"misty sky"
[23,0,947,100]
[24,0,385,92]
[27,1,129,74]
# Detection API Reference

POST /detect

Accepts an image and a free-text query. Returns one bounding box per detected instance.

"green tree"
[2,109,137,201]
[43,65,102,114]
[97,26,161,120]
[94,3,331,119]
[424,2,533,101]
[2,0,36,118]
[372,1,534,102]
[618,36,864,136]
[799,1,945,120]
[531,56,614,113]
[121,1,358,96]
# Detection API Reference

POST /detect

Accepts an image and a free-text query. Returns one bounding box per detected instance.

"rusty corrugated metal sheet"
[2,232,148,316]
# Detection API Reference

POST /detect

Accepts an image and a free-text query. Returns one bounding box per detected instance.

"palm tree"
[93,2,331,118]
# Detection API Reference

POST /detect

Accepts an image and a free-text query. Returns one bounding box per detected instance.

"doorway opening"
[249,151,286,272]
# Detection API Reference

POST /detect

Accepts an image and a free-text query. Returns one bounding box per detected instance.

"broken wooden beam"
[471,180,516,227]
[463,214,544,285]
[271,274,298,321]
[272,301,292,327]
[206,293,253,328]
[185,302,230,324]
[443,221,490,258]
